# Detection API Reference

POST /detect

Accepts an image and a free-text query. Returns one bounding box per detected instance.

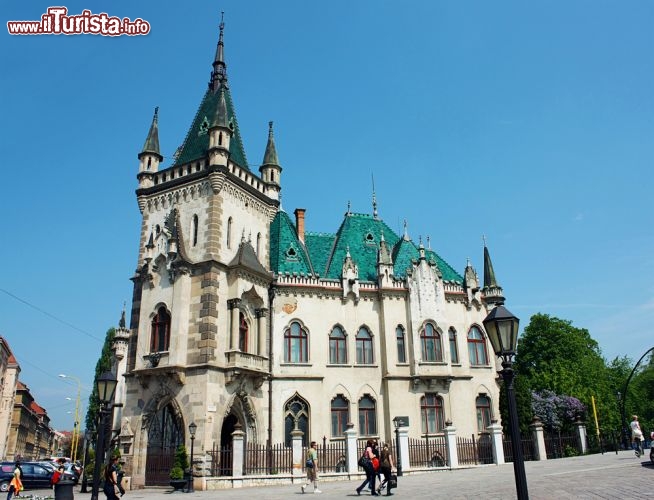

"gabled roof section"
[305,232,335,277]
[269,211,313,275]
[392,237,419,278]
[172,87,248,169]
[228,237,271,278]
[323,214,400,281]
[425,249,462,283]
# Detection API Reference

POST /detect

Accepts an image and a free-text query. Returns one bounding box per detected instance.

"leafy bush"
[170,445,189,480]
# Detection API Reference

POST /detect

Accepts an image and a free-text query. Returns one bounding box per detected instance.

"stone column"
[575,419,588,454]
[443,422,458,468]
[227,298,241,350]
[488,421,505,465]
[291,429,305,477]
[231,424,245,477]
[398,426,410,471]
[344,423,358,474]
[255,308,267,356]
[530,417,548,461]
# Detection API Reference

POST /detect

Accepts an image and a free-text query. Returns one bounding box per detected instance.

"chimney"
[294,208,306,244]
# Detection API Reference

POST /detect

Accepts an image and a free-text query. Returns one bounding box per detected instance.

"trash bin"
[54,479,75,500]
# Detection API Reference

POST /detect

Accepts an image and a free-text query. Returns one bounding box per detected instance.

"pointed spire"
[403,219,410,241]
[346,201,351,216]
[212,87,230,128]
[140,107,161,157]
[210,12,227,92]
[119,303,126,329]
[372,174,378,219]
[262,121,280,166]
[378,231,392,265]
[483,242,499,288]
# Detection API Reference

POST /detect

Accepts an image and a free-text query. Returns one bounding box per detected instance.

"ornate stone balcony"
[225,350,269,374]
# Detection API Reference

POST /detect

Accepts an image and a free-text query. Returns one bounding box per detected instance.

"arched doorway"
[219,414,238,476]
[145,404,183,485]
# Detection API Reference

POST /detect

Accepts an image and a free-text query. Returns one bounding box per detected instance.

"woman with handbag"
[355,439,378,496]
[377,443,396,496]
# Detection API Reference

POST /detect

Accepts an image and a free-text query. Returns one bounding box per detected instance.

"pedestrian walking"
[301,441,321,494]
[6,462,22,500]
[377,443,396,496]
[630,415,644,456]
[103,456,121,500]
[356,439,378,496]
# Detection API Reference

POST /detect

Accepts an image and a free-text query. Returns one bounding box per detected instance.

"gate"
[145,404,184,485]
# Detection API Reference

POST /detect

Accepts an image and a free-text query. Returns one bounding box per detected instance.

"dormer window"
[364,232,375,245]
[198,116,210,135]
[285,247,298,261]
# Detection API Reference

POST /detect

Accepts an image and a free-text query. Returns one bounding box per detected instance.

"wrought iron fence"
[245,442,293,475]
[586,430,620,454]
[207,442,233,476]
[502,436,536,462]
[409,436,447,467]
[314,437,347,472]
[544,431,580,459]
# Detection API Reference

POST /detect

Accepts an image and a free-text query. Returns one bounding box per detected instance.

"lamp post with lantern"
[482,304,529,500]
[187,422,197,493]
[90,371,118,500]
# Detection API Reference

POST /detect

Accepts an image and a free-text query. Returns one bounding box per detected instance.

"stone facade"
[0,337,19,460]
[118,21,509,488]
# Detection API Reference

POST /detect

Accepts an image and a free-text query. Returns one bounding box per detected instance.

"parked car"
[37,461,79,484]
[0,462,53,491]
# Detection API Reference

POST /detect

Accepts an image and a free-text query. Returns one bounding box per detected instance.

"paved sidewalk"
[29,450,654,499]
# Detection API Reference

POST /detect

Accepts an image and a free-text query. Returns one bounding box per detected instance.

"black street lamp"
[391,417,403,477]
[483,304,529,500]
[187,422,197,493]
[91,372,118,500]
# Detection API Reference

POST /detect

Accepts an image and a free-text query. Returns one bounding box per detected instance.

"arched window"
[331,395,350,437]
[150,306,171,352]
[449,328,459,364]
[358,395,377,436]
[284,321,308,363]
[421,323,443,362]
[226,217,233,249]
[329,326,347,364]
[355,327,373,365]
[467,326,488,366]
[396,326,406,363]
[256,232,262,257]
[284,395,309,447]
[239,312,248,352]
[420,394,445,434]
[218,132,223,146]
[476,395,492,432]
[192,214,199,247]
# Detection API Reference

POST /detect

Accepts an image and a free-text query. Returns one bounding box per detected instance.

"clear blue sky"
[1,1,652,431]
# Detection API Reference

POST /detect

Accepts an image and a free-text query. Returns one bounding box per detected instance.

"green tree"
[513,314,614,436]
[85,327,116,435]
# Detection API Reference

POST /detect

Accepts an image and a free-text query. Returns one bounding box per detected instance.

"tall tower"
[121,17,279,488]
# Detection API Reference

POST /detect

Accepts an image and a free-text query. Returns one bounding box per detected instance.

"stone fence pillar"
[291,428,305,476]
[231,424,245,477]
[344,423,358,474]
[398,426,410,471]
[443,422,458,468]
[530,417,547,461]
[575,420,588,454]
[488,421,505,465]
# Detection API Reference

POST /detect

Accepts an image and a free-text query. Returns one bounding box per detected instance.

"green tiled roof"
[269,211,313,275]
[324,214,400,281]
[269,211,463,284]
[173,86,248,169]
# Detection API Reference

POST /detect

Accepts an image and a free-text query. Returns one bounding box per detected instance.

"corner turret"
[259,121,282,200]
[137,107,163,189]
[482,241,505,306]
[208,88,232,167]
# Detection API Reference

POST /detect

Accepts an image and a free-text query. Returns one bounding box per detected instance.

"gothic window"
[476,395,492,432]
[467,326,489,366]
[421,323,443,362]
[147,157,152,170]
[284,394,309,447]
[256,233,261,257]
[227,217,233,249]
[396,326,406,363]
[420,394,445,433]
[331,395,350,437]
[358,395,377,436]
[449,328,459,364]
[219,132,223,146]
[284,321,308,363]
[329,326,347,364]
[192,214,199,247]
[150,306,171,352]
[355,327,373,365]
[239,312,249,352]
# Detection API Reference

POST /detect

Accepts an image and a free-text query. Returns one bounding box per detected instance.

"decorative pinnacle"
[372,173,378,219]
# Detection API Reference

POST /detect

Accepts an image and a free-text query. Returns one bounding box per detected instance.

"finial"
[220,11,225,30]
[248,231,252,243]
[268,121,274,137]
[467,257,471,267]
[482,234,487,247]
[380,231,385,243]
[403,219,409,240]
[346,245,351,257]
[241,229,246,243]
[154,106,159,120]
[346,200,351,216]
[427,235,431,250]
[372,173,378,219]
[419,235,423,247]
[119,302,127,329]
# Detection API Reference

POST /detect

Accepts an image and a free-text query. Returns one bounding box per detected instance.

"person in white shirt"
[630,415,644,456]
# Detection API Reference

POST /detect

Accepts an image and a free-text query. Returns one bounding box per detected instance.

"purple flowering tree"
[532,390,587,431]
